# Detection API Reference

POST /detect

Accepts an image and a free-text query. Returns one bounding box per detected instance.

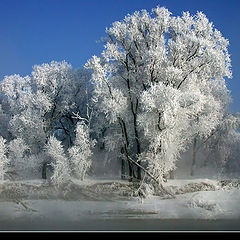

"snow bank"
[1,178,240,202]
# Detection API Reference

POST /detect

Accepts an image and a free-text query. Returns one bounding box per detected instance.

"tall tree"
[86,6,231,183]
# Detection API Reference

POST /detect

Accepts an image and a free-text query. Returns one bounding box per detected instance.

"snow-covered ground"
[1,178,240,231]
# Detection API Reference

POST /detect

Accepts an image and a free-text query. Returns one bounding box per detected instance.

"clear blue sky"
[0,0,239,112]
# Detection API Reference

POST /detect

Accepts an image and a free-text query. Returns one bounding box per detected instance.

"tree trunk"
[133,109,141,180]
[136,166,141,180]
[42,162,47,179]
[128,160,134,181]
[121,158,125,179]
[125,75,142,180]
[169,170,174,179]
[190,137,197,176]
[118,119,135,181]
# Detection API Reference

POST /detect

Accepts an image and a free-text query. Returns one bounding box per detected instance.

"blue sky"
[0,0,239,112]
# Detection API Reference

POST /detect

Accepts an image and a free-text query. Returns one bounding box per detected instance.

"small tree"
[0,136,9,181]
[69,121,95,180]
[45,136,71,186]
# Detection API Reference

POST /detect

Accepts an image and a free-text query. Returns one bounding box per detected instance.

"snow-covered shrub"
[45,136,71,186]
[69,122,95,180]
[187,194,224,218]
[0,136,9,181]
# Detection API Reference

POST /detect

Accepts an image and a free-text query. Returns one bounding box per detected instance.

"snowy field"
[1,178,240,231]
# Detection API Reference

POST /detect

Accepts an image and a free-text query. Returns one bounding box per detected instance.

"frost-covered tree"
[0,62,92,179]
[69,121,95,180]
[86,6,231,182]
[0,62,70,178]
[0,62,91,147]
[0,136,9,181]
[46,136,71,186]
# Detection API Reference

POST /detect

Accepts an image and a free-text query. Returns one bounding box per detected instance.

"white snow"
[0,178,240,226]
